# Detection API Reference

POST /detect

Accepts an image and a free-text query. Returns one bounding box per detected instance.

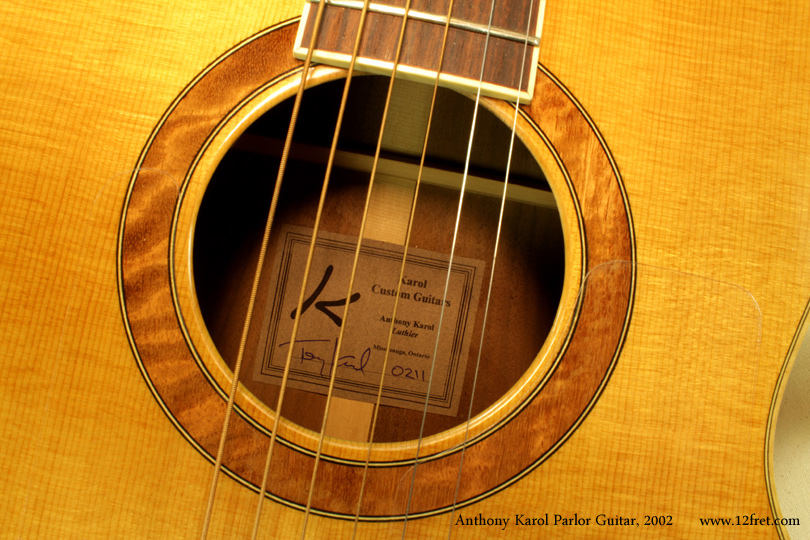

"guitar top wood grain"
[1,0,808,538]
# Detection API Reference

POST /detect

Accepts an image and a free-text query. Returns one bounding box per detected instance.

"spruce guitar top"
[0,0,808,538]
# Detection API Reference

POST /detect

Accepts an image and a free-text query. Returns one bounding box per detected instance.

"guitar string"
[198,0,333,537]
[400,0,500,536]
[445,0,536,535]
[297,0,417,537]
[349,0,456,537]
[202,1,531,536]
[247,2,375,539]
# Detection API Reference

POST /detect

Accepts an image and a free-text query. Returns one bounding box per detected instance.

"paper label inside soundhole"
[253,225,485,416]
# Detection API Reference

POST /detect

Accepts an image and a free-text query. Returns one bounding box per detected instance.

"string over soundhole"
[193,75,565,443]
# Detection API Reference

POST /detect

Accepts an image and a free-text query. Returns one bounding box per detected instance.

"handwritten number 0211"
[391,365,426,381]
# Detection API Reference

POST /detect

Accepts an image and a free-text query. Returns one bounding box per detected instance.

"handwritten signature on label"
[278,338,371,379]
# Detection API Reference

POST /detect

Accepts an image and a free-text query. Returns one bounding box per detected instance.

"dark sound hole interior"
[193,75,564,443]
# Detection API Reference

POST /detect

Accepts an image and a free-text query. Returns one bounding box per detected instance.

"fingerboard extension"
[294,0,546,103]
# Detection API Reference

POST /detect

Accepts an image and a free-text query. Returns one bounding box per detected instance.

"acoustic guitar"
[1,0,808,538]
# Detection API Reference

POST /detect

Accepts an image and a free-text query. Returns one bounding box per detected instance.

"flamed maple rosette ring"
[118,19,634,519]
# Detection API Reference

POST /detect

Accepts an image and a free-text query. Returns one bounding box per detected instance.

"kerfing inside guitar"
[2,0,809,538]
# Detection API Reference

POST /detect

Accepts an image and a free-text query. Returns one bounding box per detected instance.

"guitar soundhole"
[193,75,564,443]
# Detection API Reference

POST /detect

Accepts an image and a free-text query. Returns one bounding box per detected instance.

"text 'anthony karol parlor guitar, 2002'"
[0,0,809,538]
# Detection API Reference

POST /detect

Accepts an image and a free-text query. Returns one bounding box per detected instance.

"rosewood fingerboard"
[295,0,543,102]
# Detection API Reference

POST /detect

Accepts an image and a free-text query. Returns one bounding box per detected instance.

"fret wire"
[445,0,539,534]
[303,0,541,46]
[350,0,457,535]
[400,0,500,535]
[198,0,334,538]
